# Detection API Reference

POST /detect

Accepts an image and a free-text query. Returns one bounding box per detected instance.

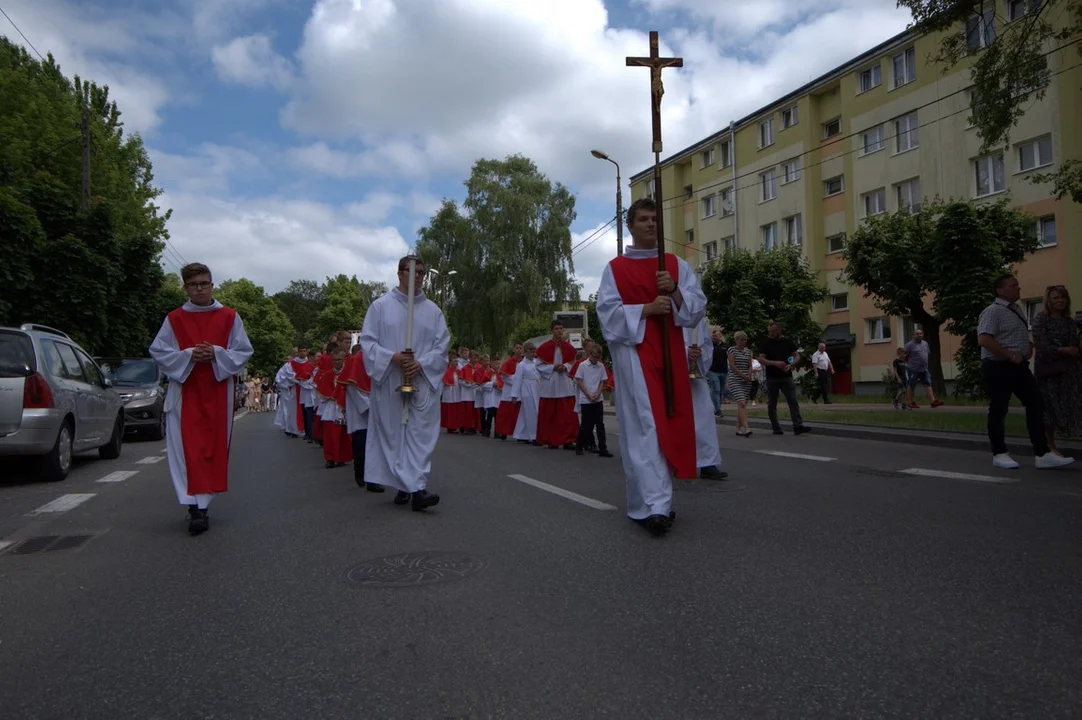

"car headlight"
[128,388,159,401]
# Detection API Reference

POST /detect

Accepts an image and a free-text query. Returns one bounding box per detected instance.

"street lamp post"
[591,149,624,256]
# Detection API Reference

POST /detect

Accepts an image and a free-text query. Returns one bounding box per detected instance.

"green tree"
[215,278,295,377]
[308,275,386,346]
[416,155,578,350]
[584,295,608,361]
[899,0,1082,201]
[701,244,828,355]
[509,313,558,352]
[843,198,1039,397]
[272,279,326,345]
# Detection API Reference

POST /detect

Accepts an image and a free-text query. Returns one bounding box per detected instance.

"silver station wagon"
[0,324,125,481]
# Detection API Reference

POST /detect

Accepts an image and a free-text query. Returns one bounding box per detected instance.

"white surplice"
[273,362,297,432]
[511,357,541,441]
[361,288,450,494]
[149,300,253,509]
[346,385,370,433]
[684,318,722,469]
[596,247,707,520]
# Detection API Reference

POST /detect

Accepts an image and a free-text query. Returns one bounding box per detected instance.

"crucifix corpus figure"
[625,30,683,155]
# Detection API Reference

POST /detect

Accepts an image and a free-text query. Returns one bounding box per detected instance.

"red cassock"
[534,339,580,447]
[456,363,476,430]
[440,363,456,430]
[610,251,696,479]
[494,356,520,436]
[290,358,314,435]
[322,367,353,463]
[312,354,336,442]
[167,305,236,495]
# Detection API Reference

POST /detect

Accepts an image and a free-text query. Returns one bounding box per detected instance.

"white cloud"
[288,141,430,179]
[212,33,293,90]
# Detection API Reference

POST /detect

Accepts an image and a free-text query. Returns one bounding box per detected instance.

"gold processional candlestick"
[627,30,683,416]
[397,255,418,396]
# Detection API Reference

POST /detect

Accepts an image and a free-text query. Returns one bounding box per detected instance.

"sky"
[2,0,914,299]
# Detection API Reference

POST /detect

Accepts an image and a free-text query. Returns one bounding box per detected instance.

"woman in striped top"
[726,331,754,437]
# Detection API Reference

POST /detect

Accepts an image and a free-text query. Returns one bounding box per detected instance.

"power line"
[650,37,1082,211]
[571,217,617,257]
[0,4,44,61]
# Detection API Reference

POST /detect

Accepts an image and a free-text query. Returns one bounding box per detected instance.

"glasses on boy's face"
[186,281,212,290]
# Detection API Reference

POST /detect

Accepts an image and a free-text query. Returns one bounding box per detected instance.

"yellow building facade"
[630,3,1081,393]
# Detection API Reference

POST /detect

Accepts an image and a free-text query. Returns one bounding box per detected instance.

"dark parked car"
[96,357,166,441]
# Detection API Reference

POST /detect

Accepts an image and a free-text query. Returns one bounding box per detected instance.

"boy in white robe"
[273,355,298,437]
[360,255,450,511]
[684,318,727,480]
[511,343,542,443]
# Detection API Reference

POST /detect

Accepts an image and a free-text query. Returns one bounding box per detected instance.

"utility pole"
[80,102,91,210]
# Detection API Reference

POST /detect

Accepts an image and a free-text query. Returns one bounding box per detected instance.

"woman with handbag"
[1032,285,1082,457]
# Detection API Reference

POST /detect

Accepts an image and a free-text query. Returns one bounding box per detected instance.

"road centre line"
[97,470,140,483]
[0,541,13,553]
[135,455,165,465]
[755,450,836,462]
[30,494,97,515]
[507,474,617,511]
[900,468,1020,484]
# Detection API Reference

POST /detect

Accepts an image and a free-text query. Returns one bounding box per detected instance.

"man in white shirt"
[573,342,614,458]
[810,342,834,404]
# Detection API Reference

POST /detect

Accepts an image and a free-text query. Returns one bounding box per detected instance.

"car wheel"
[41,420,74,482]
[148,410,165,441]
[99,415,124,460]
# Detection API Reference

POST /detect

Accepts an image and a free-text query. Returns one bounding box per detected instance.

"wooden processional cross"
[626,31,683,416]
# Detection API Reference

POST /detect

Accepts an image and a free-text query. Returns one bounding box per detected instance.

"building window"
[967,8,996,51]
[759,118,774,148]
[761,169,777,201]
[1036,215,1056,247]
[974,153,1006,197]
[762,222,778,250]
[831,293,848,311]
[901,316,922,343]
[892,47,917,87]
[863,188,887,217]
[783,214,803,246]
[720,140,732,168]
[1024,298,1045,327]
[781,157,802,183]
[704,241,718,261]
[722,235,736,251]
[782,105,799,128]
[686,229,695,246]
[824,176,844,196]
[896,177,922,212]
[895,112,919,153]
[827,233,846,253]
[1010,0,1043,21]
[720,187,734,215]
[861,126,885,155]
[700,148,715,168]
[866,317,892,343]
[1018,135,1053,172]
[823,117,841,138]
[701,195,717,218]
[858,65,882,93]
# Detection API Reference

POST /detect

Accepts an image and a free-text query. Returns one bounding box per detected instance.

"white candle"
[405,256,416,349]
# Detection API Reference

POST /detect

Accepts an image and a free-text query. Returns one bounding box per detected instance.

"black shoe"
[773,428,784,435]
[325,460,335,469]
[187,508,208,536]
[365,482,385,493]
[576,448,584,456]
[411,490,440,511]
[563,443,576,451]
[794,426,811,435]
[354,474,366,488]
[699,466,728,480]
[393,491,411,505]
[640,514,672,536]
[598,450,614,458]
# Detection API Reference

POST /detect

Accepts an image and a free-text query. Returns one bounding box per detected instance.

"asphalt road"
[1,410,1080,719]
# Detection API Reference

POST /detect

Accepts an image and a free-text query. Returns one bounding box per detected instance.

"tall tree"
[271,279,326,345]
[416,155,578,350]
[701,245,828,353]
[899,0,1082,201]
[843,198,1039,396]
[214,278,295,377]
[308,275,386,347]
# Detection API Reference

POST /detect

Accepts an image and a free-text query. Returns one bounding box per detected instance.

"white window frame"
[719,187,734,216]
[866,317,892,343]
[895,112,919,153]
[861,126,885,155]
[719,140,732,169]
[974,153,1006,197]
[759,118,774,148]
[1010,0,1043,21]
[685,229,695,246]
[823,117,841,138]
[824,176,844,196]
[783,214,803,246]
[781,157,802,183]
[1024,298,1045,328]
[1036,215,1056,247]
[1017,135,1053,172]
[722,235,736,251]
[762,222,778,251]
[863,188,887,217]
[781,105,799,129]
[895,177,922,212]
[892,47,917,88]
[704,241,718,261]
[858,65,882,93]
[827,233,846,254]
[761,169,777,202]
[700,148,715,168]
[830,293,848,311]
[701,194,717,218]
[966,8,996,51]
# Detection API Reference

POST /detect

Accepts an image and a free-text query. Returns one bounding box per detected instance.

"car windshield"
[0,331,35,378]
[108,359,158,386]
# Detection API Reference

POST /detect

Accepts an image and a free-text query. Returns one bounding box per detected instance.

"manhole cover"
[674,480,747,493]
[346,552,486,588]
[4,534,94,555]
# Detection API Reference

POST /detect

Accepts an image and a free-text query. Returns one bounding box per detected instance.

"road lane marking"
[900,468,1019,484]
[97,470,139,483]
[30,494,97,515]
[135,455,165,465]
[0,541,13,553]
[507,474,617,511]
[755,450,836,462]
[160,447,167,453]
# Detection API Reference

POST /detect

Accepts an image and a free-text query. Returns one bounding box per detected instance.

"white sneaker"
[1035,453,1076,469]
[993,453,1020,469]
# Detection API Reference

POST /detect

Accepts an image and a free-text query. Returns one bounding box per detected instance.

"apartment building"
[629,0,1081,392]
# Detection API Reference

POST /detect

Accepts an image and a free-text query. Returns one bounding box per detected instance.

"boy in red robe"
[150,262,253,536]
[535,321,580,450]
[321,346,353,468]
[493,344,522,440]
